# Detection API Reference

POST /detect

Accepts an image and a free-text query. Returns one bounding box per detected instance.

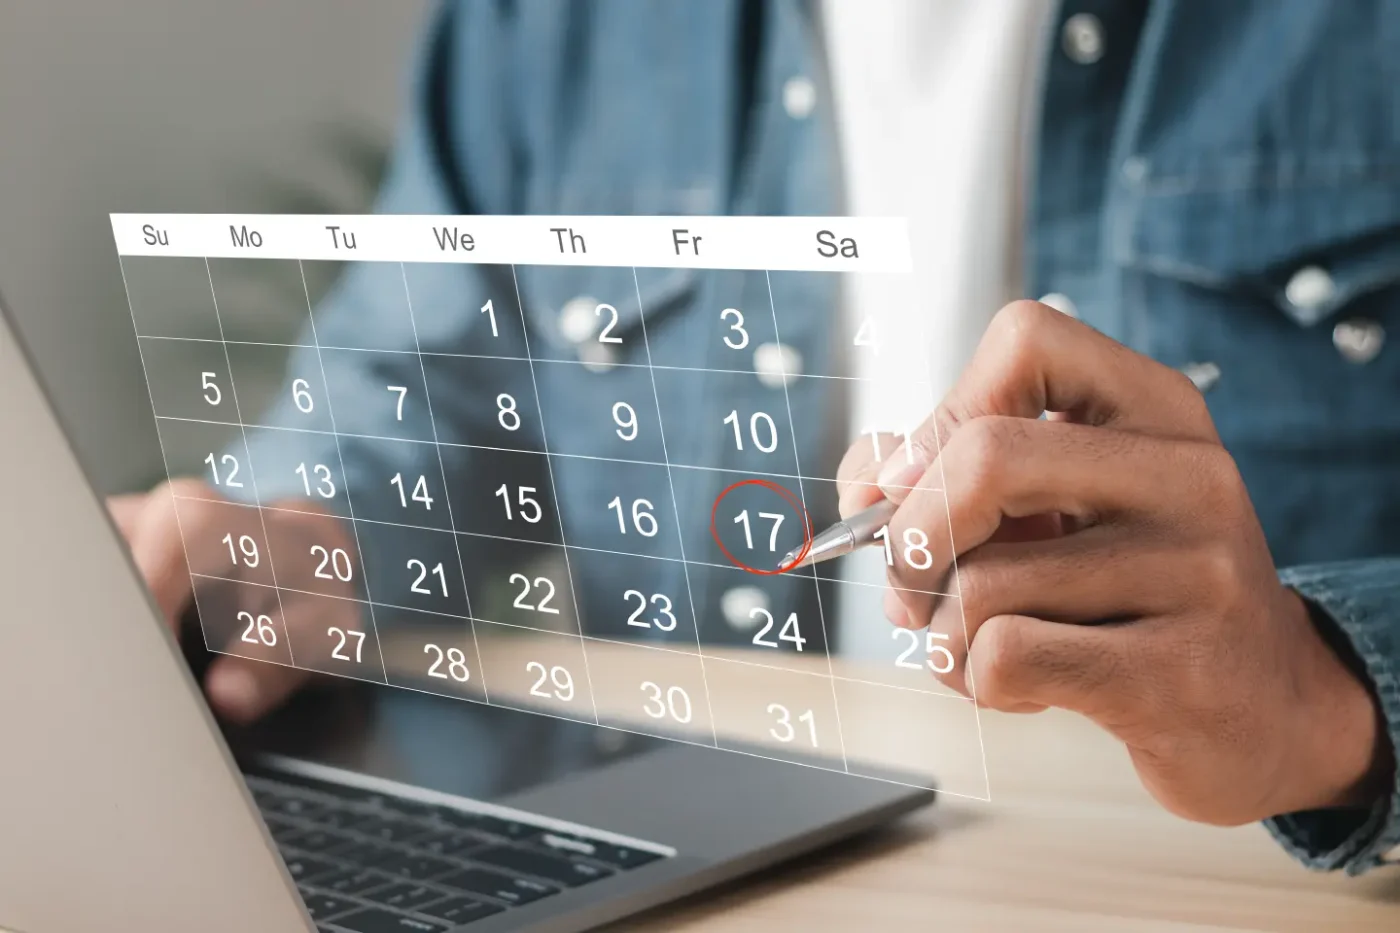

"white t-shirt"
[821,0,1052,658]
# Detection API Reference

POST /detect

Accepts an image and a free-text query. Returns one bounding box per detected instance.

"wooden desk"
[383,632,1400,931]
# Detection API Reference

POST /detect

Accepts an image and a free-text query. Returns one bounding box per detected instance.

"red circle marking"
[710,479,814,576]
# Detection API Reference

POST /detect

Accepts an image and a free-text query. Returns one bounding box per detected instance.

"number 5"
[201,371,222,406]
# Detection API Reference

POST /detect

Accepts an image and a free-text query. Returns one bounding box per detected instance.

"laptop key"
[362,882,445,912]
[419,897,504,924]
[283,854,343,883]
[287,829,358,854]
[314,868,396,896]
[297,890,356,921]
[473,845,613,887]
[436,867,559,906]
[372,852,459,881]
[400,827,488,859]
[324,908,449,933]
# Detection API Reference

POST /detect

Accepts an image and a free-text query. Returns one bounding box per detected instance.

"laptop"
[0,297,933,932]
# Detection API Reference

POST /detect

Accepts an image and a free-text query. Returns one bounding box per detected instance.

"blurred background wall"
[0,0,428,493]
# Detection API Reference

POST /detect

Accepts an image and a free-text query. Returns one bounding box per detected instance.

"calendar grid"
[115,213,991,800]
[201,258,303,670]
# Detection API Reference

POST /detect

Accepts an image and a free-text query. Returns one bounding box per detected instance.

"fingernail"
[208,666,260,721]
[877,446,928,495]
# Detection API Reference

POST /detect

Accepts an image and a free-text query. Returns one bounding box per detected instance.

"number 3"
[720,308,749,350]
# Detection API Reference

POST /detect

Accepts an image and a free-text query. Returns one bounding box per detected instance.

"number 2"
[893,628,956,674]
[328,626,365,663]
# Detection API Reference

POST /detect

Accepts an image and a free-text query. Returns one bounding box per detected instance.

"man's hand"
[108,479,362,724]
[836,300,1389,825]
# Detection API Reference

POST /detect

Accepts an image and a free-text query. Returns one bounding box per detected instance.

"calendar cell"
[834,678,981,797]
[121,255,222,341]
[696,561,832,671]
[138,336,243,425]
[227,341,333,435]
[450,450,561,545]
[319,347,436,443]
[374,604,486,703]
[704,656,846,772]
[678,471,809,572]
[357,522,470,619]
[548,457,683,561]
[169,495,276,589]
[301,261,419,352]
[466,538,578,635]
[652,366,799,476]
[337,435,453,531]
[282,592,388,684]
[240,425,350,516]
[187,577,293,667]
[565,548,697,651]
[153,416,252,497]
[586,641,714,745]
[401,262,527,358]
[474,622,594,724]
[642,269,772,371]
[513,265,650,365]
[420,354,545,455]
[533,359,667,463]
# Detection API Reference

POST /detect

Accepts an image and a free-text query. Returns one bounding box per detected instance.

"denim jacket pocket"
[1113,153,1400,326]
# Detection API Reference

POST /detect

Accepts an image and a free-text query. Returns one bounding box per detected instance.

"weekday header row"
[109,214,911,273]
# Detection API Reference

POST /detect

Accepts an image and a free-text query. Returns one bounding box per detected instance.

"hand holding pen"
[781,360,1220,570]
[809,300,1385,827]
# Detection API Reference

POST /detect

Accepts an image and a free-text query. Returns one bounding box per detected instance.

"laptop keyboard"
[245,770,670,931]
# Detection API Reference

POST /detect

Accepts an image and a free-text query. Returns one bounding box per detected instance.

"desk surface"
[379,633,1400,932]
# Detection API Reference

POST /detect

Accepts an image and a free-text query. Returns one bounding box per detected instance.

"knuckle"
[950,416,1017,495]
[969,615,1028,708]
[992,299,1057,360]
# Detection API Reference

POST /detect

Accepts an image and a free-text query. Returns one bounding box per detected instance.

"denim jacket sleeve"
[1265,559,1400,874]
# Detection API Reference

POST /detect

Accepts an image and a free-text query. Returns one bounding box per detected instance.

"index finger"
[879,301,1217,502]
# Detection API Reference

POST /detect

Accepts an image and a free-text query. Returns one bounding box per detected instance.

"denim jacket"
[241,0,1400,873]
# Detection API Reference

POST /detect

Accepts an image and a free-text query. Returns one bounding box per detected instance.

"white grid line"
[764,270,848,773]
[509,264,601,725]
[397,262,492,704]
[631,267,719,745]
[202,258,301,669]
[135,332,931,388]
[291,259,389,683]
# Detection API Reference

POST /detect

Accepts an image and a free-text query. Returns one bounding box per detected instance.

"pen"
[778,361,1221,571]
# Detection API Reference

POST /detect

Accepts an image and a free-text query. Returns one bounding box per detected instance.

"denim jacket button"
[1038,292,1079,319]
[720,586,769,631]
[1062,13,1106,65]
[1284,265,1337,315]
[782,76,817,119]
[1332,318,1385,365]
[558,295,600,344]
[754,342,801,388]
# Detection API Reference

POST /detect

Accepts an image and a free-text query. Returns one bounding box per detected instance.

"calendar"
[111,213,990,801]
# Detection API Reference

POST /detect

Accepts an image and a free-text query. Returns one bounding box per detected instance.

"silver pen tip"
[776,549,800,571]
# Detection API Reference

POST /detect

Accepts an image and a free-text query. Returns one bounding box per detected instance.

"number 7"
[387,385,407,421]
